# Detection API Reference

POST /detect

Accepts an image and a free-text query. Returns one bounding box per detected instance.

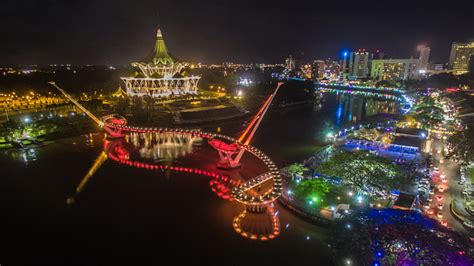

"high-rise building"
[370,58,420,81]
[348,50,370,78]
[418,45,430,71]
[311,60,325,81]
[469,55,474,73]
[448,43,460,68]
[285,55,295,70]
[449,42,474,74]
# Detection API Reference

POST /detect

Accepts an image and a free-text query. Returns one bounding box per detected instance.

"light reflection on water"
[332,93,399,126]
[4,147,38,163]
[128,132,203,161]
[67,132,281,242]
[0,91,403,264]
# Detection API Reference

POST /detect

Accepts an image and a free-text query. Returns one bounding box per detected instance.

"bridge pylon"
[209,82,283,169]
[101,114,128,139]
[49,82,127,139]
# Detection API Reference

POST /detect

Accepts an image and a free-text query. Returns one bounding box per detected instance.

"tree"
[315,151,404,194]
[115,97,130,115]
[287,163,307,180]
[294,178,330,201]
[2,119,26,141]
[448,125,474,162]
[328,209,473,265]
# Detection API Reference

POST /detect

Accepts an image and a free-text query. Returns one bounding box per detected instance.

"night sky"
[1,0,473,65]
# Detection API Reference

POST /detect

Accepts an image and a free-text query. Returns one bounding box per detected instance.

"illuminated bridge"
[49,81,284,211]
[68,137,280,241]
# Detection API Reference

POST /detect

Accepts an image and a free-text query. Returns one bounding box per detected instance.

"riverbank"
[0,114,98,150]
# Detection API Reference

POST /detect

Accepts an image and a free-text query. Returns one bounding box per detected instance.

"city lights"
[1,4,474,265]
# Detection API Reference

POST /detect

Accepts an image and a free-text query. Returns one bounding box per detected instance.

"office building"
[370,58,420,81]
[348,50,370,78]
[311,60,325,81]
[449,42,474,74]
[418,45,430,71]
[285,55,296,70]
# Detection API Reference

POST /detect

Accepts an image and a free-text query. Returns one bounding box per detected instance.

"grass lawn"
[21,139,32,145]
[289,180,379,209]
[0,143,13,149]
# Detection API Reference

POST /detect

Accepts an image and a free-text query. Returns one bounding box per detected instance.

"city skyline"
[1,1,474,263]
[1,0,473,65]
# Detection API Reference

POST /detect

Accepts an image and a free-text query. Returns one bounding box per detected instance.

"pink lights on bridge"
[105,140,237,201]
[52,82,283,214]
[209,82,283,169]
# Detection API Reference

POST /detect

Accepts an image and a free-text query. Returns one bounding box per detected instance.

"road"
[429,137,472,236]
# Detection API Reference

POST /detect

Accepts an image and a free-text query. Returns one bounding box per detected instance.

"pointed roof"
[112,86,128,97]
[147,28,175,65]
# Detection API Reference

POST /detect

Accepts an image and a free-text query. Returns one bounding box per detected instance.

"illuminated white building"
[121,28,200,98]
[449,42,474,75]
[418,45,430,72]
[370,58,420,81]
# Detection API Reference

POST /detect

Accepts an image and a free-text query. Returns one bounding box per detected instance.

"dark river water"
[0,92,399,266]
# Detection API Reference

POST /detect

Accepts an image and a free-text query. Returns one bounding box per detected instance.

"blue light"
[375,250,384,258]
[344,52,348,57]
[336,103,343,126]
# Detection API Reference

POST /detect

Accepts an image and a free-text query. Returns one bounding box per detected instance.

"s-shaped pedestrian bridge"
[49,81,283,211]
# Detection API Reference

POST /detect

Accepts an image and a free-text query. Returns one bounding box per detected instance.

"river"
[0,91,399,265]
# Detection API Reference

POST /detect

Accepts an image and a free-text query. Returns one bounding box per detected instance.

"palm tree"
[287,163,307,180]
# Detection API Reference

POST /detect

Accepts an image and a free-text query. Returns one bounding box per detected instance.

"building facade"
[348,50,370,78]
[311,60,325,81]
[449,42,474,74]
[324,59,340,80]
[418,45,430,72]
[285,55,295,70]
[370,58,420,81]
[121,28,201,98]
